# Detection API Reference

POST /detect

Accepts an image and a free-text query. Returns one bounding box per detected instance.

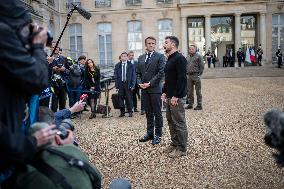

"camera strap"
[33,151,73,189]
[46,148,101,189]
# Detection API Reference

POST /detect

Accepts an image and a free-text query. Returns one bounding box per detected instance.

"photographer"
[0,0,55,186]
[49,46,70,112]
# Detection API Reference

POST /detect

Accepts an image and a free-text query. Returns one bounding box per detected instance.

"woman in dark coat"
[84,59,101,119]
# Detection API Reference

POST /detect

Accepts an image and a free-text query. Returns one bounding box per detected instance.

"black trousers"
[257,56,262,66]
[51,86,67,112]
[132,84,140,110]
[238,60,242,67]
[142,92,163,137]
[119,82,133,113]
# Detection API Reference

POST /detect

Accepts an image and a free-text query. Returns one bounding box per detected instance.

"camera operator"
[0,0,56,187]
[49,46,70,112]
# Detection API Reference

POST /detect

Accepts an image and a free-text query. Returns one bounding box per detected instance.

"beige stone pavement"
[74,65,284,189]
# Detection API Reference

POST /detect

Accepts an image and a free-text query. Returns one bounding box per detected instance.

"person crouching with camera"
[84,59,101,119]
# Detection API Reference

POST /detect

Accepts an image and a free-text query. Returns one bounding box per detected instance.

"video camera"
[263,109,284,167]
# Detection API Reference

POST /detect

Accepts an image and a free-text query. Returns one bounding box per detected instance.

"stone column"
[235,13,241,67]
[181,16,188,57]
[260,13,267,63]
[205,15,211,52]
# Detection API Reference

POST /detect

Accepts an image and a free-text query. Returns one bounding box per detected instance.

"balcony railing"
[21,0,42,18]
[66,0,81,9]
[157,0,173,4]
[125,0,142,6]
[95,0,111,8]
[47,0,55,7]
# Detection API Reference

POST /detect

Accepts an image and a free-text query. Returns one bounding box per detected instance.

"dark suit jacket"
[114,61,136,90]
[137,51,165,93]
[130,60,138,85]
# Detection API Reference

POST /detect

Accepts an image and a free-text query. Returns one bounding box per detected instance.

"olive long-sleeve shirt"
[186,53,204,75]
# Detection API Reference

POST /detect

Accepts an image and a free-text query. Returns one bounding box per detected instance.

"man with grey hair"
[185,44,204,110]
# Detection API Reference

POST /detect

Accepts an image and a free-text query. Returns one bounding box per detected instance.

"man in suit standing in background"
[114,52,136,117]
[137,36,166,145]
[128,51,143,113]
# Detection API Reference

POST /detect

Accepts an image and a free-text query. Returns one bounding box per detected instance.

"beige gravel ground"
[73,73,284,189]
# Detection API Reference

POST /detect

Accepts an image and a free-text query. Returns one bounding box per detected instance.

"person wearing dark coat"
[0,0,57,187]
[128,51,142,113]
[137,37,166,145]
[276,47,283,68]
[237,48,245,67]
[114,52,136,117]
[84,59,101,119]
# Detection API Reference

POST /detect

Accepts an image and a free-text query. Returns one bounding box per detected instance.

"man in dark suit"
[128,50,142,113]
[137,36,166,145]
[114,52,136,117]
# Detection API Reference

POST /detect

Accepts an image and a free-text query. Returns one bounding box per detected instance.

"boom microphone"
[71,3,92,20]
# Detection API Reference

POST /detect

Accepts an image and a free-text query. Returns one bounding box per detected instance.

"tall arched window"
[97,22,112,67]
[128,21,142,59]
[69,23,82,60]
[158,19,172,53]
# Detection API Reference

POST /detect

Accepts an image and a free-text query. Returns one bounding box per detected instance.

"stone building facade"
[23,0,284,67]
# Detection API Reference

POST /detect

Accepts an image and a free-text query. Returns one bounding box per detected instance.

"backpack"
[13,145,102,189]
[68,64,83,88]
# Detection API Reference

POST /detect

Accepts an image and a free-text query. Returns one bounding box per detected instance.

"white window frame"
[272,14,284,62]
[97,23,112,68]
[158,19,173,53]
[69,23,82,60]
[128,21,143,59]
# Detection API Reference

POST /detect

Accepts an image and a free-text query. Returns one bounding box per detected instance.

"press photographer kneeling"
[11,107,102,189]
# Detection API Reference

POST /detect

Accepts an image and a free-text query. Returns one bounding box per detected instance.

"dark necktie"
[145,52,151,65]
[122,63,126,81]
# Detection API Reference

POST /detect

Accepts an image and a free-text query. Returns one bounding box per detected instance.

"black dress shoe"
[119,113,125,117]
[139,134,154,142]
[185,105,193,109]
[152,136,161,145]
[140,110,145,115]
[129,112,133,117]
[194,106,202,110]
[89,113,96,119]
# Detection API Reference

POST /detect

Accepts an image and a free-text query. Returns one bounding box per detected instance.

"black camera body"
[264,109,284,167]
[57,119,78,146]
[18,23,53,49]
[57,119,74,140]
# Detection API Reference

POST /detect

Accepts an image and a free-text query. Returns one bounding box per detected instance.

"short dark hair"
[78,55,86,61]
[121,52,128,56]
[128,50,134,55]
[38,106,55,125]
[145,36,156,44]
[165,36,179,48]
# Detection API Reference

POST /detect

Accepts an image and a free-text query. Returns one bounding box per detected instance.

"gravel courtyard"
[74,66,284,189]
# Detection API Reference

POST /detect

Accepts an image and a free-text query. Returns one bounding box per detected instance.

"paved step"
[202,64,284,79]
